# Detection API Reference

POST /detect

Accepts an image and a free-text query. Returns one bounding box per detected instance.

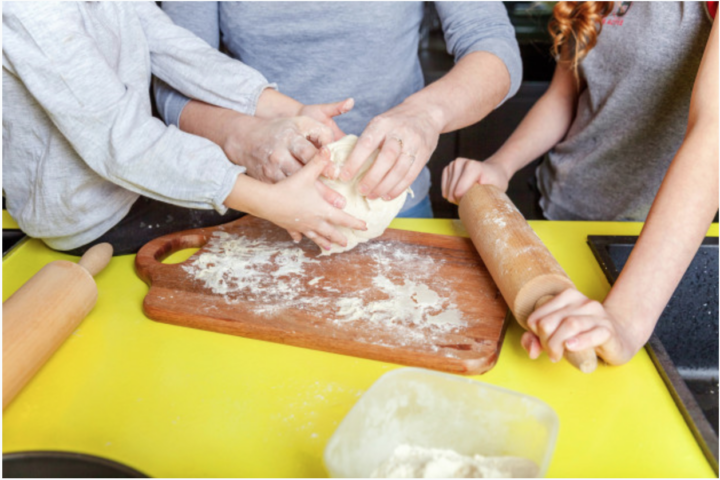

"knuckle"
[269,150,283,163]
[359,134,375,147]
[588,300,603,310]
[566,317,582,330]
[370,115,387,127]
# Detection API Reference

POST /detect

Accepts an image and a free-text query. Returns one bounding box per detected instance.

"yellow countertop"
[3,210,19,230]
[3,219,718,478]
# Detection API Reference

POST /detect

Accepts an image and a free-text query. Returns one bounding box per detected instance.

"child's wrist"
[603,298,654,353]
[485,155,514,182]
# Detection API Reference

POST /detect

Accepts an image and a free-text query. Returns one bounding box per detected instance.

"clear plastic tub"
[324,368,559,478]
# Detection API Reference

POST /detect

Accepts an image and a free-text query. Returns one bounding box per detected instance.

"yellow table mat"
[3,220,717,477]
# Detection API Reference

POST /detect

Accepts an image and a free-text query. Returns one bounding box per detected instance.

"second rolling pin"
[3,243,113,409]
[459,184,598,374]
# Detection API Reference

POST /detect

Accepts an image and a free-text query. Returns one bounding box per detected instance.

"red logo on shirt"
[603,1,631,26]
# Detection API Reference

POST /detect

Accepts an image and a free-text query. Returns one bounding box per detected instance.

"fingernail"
[340,170,352,181]
[358,184,369,195]
[550,356,559,363]
[382,195,391,201]
[334,198,346,208]
[324,245,330,251]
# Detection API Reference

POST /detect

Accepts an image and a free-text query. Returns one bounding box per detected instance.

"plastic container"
[323,368,559,478]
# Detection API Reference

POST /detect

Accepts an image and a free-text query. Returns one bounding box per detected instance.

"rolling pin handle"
[534,294,599,374]
[77,243,113,277]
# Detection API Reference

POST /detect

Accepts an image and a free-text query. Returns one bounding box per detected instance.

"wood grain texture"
[3,263,96,409]
[136,216,509,375]
[2,243,113,409]
[459,184,598,373]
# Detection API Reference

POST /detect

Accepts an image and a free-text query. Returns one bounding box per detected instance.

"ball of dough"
[319,135,409,255]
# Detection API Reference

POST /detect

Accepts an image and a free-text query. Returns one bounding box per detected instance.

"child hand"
[441,157,511,204]
[262,148,367,251]
[521,288,641,366]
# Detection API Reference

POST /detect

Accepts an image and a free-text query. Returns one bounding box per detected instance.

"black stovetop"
[587,235,718,472]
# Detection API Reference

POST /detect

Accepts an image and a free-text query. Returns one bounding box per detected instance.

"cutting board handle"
[135,228,214,285]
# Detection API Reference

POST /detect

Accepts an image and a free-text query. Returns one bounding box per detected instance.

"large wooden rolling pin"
[3,243,113,409]
[459,185,598,373]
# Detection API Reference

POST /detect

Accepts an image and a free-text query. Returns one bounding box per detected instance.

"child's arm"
[523,19,719,366]
[442,57,580,204]
[224,151,367,251]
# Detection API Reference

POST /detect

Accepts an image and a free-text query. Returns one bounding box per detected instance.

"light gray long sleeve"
[2,2,271,250]
[435,2,522,103]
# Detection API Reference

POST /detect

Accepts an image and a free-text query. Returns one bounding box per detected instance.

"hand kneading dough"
[320,135,410,255]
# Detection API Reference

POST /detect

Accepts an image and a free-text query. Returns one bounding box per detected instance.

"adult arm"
[152,2,351,184]
[524,19,719,366]
[341,1,523,201]
[442,58,579,203]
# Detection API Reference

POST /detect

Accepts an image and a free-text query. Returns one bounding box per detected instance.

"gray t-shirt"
[155,1,522,212]
[537,2,713,221]
[3,2,272,250]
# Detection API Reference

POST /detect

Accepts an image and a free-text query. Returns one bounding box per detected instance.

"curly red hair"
[549,2,614,77]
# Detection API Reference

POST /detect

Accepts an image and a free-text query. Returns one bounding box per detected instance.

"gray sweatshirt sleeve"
[434,1,522,104]
[151,2,223,127]
[2,2,247,214]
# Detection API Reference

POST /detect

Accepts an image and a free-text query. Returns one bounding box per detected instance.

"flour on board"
[182,231,466,354]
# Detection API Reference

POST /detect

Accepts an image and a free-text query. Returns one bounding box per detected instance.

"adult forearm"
[178,100,250,153]
[253,88,304,119]
[402,51,510,135]
[604,124,719,350]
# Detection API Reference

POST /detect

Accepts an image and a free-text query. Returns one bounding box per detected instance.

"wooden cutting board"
[135,216,508,374]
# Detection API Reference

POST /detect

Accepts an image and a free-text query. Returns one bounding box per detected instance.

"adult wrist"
[255,88,304,119]
[402,96,447,134]
[221,114,261,163]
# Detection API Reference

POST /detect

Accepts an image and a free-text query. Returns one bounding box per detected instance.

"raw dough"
[371,444,539,478]
[320,135,410,255]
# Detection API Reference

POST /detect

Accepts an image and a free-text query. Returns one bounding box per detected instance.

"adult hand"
[224,115,334,184]
[262,149,368,251]
[441,156,512,204]
[339,101,443,201]
[521,288,641,366]
[299,98,354,142]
